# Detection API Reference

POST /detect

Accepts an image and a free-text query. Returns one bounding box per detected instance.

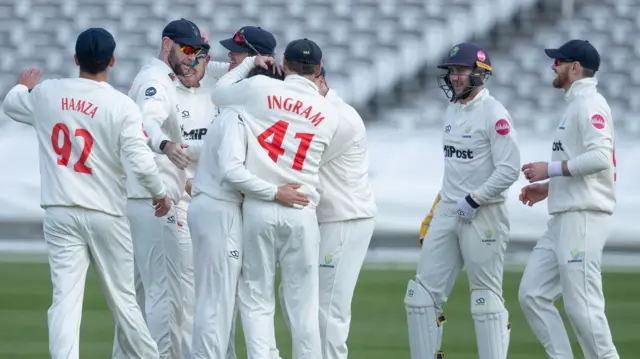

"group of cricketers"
[0,13,618,359]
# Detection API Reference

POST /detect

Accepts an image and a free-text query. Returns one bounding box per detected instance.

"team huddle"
[0,16,618,359]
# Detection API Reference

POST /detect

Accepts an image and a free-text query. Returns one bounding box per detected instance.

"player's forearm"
[563,148,611,177]
[210,57,255,107]
[2,84,34,125]
[143,119,170,154]
[206,61,230,80]
[473,164,520,203]
[122,139,167,199]
[222,165,278,201]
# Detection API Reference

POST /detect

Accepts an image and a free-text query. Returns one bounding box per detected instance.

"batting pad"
[404,280,446,359]
[471,289,510,359]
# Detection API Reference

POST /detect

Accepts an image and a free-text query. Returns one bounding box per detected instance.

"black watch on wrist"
[159,140,169,151]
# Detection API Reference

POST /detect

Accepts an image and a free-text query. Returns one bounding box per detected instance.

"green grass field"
[0,260,638,358]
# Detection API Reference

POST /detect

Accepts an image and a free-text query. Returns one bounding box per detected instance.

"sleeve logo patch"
[591,114,605,130]
[145,87,157,97]
[495,119,510,135]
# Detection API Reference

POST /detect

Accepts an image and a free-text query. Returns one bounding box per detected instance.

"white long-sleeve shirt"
[2,79,165,217]
[125,57,186,204]
[191,107,278,203]
[317,89,377,223]
[548,77,615,215]
[211,57,340,207]
[439,89,520,204]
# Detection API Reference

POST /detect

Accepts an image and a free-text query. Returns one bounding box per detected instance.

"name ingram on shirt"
[443,145,474,159]
[552,141,564,152]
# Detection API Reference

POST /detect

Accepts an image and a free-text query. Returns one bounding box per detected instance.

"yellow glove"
[419,194,440,248]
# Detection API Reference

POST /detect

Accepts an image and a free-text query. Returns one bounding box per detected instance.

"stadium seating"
[376,0,639,133]
[0,0,536,109]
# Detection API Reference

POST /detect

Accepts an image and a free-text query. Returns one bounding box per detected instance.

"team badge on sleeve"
[591,114,605,130]
[145,87,157,97]
[495,119,510,135]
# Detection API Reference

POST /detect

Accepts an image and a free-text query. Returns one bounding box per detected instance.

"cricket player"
[2,28,170,359]
[174,51,217,359]
[218,26,277,70]
[211,39,340,359]
[115,18,209,359]
[277,67,377,359]
[189,58,305,359]
[404,42,520,359]
[518,40,619,359]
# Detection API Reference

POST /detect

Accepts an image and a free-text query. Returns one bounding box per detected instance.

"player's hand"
[519,183,549,207]
[152,196,172,217]
[522,162,549,183]
[255,56,282,76]
[17,67,42,89]
[185,178,193,197]
[275,184,310,208]
[201,30,209,44]
[456,195,478,223]
[162,141,190,170]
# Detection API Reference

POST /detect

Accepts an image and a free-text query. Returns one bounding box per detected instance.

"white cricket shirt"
[439,89,520,204]
[211,57,340,207]
[316,89,377,223]
[126,57,187,204]
[2,79,165,217]
[548,78,615,215]
[175,79,218,206]
[191,107,278,203]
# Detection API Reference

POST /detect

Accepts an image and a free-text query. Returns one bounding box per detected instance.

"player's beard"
[552,68,569,89]
[168,47,189,76]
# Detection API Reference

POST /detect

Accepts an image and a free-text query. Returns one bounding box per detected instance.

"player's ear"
[109,56,115,68]
[162,37,173,53]
[313,64,322,77]
[73,54,79,67]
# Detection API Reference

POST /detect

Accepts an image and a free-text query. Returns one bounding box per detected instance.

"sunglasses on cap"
[179,44,201,56]
[233,30,261,54]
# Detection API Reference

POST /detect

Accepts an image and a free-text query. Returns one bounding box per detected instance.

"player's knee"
[517,281,536,310]
[470,289,505,316]
[404,279,437,308]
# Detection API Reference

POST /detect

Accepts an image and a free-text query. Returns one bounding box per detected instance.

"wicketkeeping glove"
[419,194,440,248]
[456,193,480,222]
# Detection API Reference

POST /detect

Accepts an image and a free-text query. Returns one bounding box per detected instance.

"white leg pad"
[471,289,510,359]
[405,279,447,359]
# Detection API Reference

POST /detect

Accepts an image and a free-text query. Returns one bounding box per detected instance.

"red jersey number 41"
[257,120,314,171]
[51,123,94,175]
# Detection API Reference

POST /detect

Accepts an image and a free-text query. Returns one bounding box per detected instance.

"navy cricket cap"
[545,39,600,71]
[75,28,116,63]
[162,18,210,50]
[220,26,276,55]
[438,42,492,72]
[284,38,322,65]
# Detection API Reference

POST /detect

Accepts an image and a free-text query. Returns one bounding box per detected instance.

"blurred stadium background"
[1,0,639,268]
[1,0,640,358]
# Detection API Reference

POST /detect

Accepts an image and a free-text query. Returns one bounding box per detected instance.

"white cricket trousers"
[176,199,195,359]
[406,201,511,359]
[238,197,322,359]
[188,194,241,359]
[113,198,183,359]
[43,206,158,359]
[279,218,375,359]
[518,211,619,359]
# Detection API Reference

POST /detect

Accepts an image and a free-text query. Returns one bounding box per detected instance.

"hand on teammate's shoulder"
[17,67,42,90]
